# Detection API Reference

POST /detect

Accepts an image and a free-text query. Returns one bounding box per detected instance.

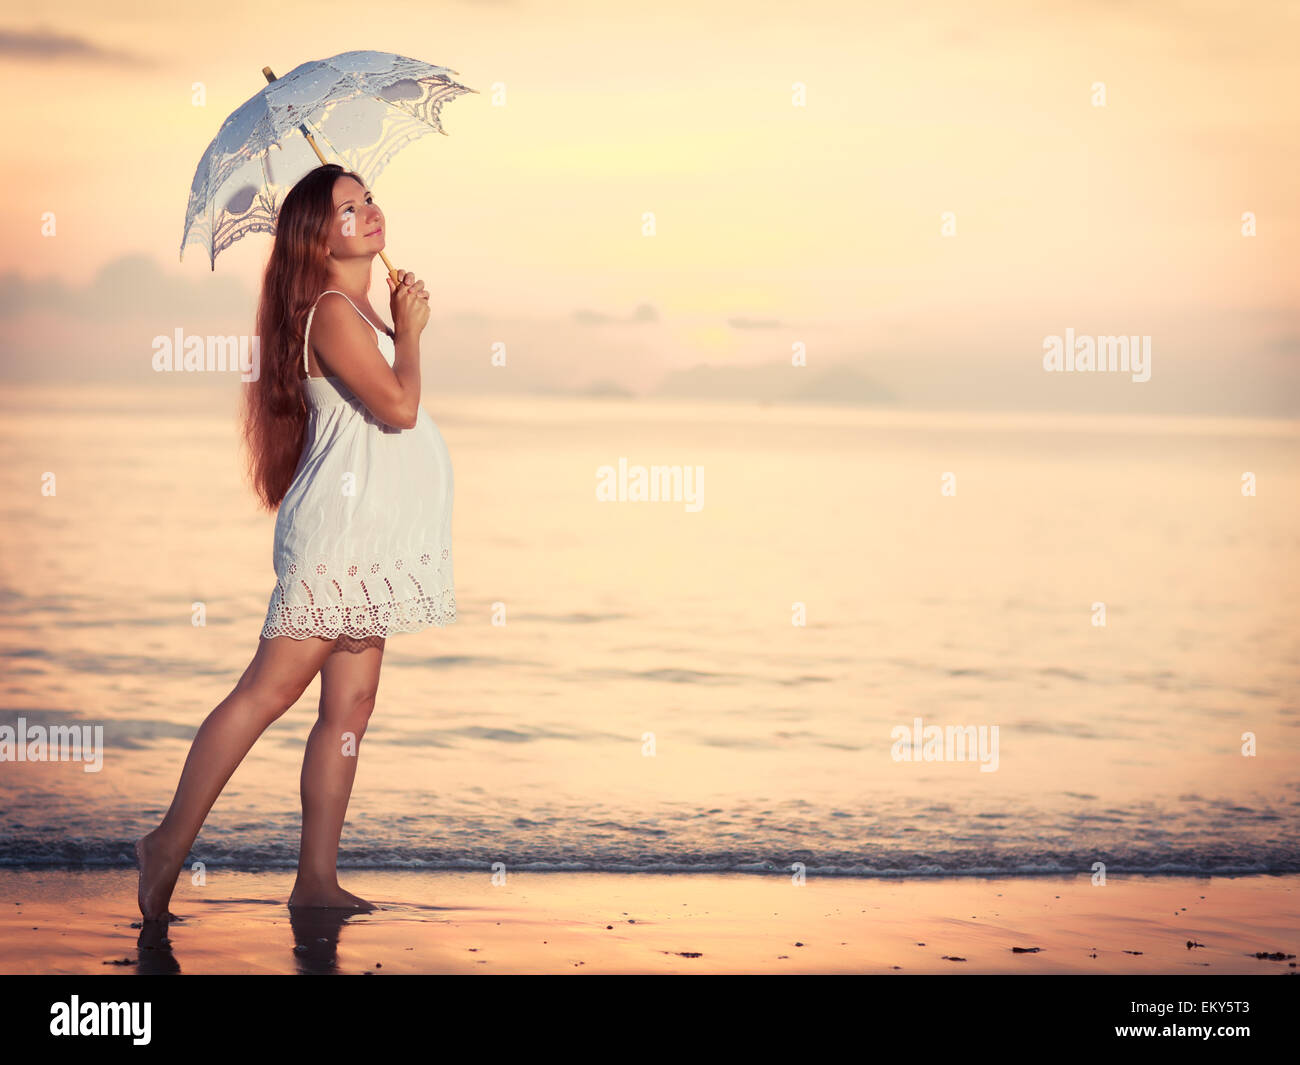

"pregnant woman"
[136,163,456,919]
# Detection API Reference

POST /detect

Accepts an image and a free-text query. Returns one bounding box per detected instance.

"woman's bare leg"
[289,634,385,909]
[135,634,338,920]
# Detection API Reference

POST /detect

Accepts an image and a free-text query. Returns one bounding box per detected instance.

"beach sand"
[1,868,1296,975]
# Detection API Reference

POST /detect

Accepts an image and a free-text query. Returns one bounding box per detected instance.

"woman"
[136,163,456,919]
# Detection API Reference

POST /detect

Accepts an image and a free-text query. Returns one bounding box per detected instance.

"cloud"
[727,316,786,330]
[654,362,894,406]
[572,303,659,325]
[0,254,250,321]
[0,25,150,65]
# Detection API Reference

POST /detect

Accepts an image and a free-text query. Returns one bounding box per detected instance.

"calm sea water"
[0,382,1296,876]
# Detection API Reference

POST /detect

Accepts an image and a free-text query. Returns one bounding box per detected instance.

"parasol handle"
[263,66,403,286]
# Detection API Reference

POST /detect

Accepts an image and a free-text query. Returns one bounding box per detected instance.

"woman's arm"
[311,293,422,429]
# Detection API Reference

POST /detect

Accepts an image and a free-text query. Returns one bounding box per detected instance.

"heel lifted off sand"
[135,836,178,923]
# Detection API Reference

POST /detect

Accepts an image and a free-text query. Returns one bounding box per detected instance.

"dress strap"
[302,289,372,375]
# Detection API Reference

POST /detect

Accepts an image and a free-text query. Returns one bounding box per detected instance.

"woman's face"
[325,175,384,258]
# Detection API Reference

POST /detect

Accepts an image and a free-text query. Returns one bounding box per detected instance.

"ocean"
[0,383,1296,876]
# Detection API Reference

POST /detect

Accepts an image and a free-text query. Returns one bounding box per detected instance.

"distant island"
[581,378,636,398]
[652,362,895,405]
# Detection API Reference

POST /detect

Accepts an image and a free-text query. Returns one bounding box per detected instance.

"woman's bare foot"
[135,831,184,921]
[288,877,375,911]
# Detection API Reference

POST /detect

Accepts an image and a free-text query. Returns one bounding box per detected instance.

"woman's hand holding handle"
[387,270,430,339]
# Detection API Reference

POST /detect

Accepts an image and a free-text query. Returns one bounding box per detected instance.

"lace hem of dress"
[261,559,456,640]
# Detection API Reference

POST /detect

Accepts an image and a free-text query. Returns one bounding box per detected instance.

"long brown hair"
[241,163,366,511]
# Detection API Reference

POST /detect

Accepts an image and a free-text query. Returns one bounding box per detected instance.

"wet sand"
[1,869,1296,975]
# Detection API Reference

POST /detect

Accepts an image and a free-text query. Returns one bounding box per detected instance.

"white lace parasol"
[179,50,476,271]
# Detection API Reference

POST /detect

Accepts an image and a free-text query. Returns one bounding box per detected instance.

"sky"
[0,0,1296,413]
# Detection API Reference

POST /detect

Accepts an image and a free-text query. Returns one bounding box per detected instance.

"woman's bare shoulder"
[310,293,372,342]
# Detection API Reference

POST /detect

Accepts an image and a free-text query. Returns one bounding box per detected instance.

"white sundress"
[261,289,456,641]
